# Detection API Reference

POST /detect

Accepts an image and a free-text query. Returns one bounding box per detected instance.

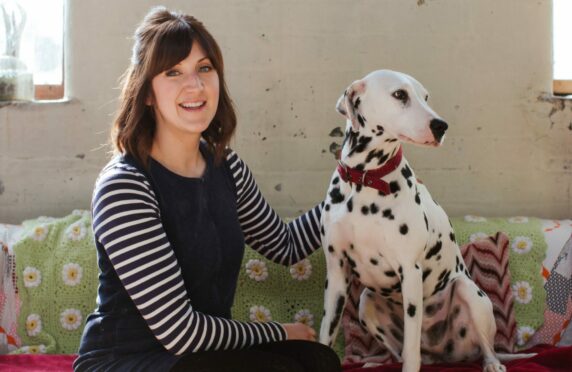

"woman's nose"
[184,73,203,90]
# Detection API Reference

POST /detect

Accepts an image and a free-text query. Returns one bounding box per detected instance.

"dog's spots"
[391,281,402,293]
[385,138,398,143]
[346,198,353,212]
[401,165,413,179]
[422,268,432,282]
[343,251,357,269]
[324,279,328,289]
[354,97,361,109]
[325,204,331,211]
[424,301,444,317]
[382,209,395,220]
[425,241,442,260]
[459,327,467,338]
[380,287,393,297]
[370,258,379,265]
[320,225,325,236]
[407,303,417,317]
[332,176,340,185]
[424,213,429,230]
[348,135,372,157]
[357,114,366,127]
[350,244,354,250]
[427,320,448,346]
[361,205,369,215]
[356,184,363,193]
[445,339,455,355]
[477,289,486,297]
[450,231,456,242]
[327,245,335,253]
[351,269,361,279]
[384,270,396,277]
[389,181,400,193]
[339,259,344,268]
[375,125,385,136]
[399,224,409,235]
[370,203,379,214]
[432,269,451,295]
[415,192,421,205]
[329,188,345,204]
[328,295,346,336]
[365,149,389,165]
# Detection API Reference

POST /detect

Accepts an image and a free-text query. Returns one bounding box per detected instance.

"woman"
[73,6,341,372]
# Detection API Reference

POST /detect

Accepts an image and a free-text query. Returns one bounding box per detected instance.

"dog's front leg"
[400,263,424,372]
[319,245,350,348]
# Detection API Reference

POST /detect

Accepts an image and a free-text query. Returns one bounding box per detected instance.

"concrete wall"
[0,0,570,224]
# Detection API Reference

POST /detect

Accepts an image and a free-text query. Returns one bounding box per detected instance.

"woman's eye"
[198,65,213,73]
[165,69,181,77]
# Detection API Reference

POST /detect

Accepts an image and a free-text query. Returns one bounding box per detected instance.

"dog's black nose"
[430,119,448,142]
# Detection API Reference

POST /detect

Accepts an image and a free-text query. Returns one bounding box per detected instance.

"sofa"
[0,211,571,371]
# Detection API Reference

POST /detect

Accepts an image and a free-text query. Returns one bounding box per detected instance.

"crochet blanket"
[11,211,98,354]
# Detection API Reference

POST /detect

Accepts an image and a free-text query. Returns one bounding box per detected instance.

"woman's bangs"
[149,22,194,77]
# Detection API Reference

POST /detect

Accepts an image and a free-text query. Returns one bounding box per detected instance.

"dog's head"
[336,70,448,147]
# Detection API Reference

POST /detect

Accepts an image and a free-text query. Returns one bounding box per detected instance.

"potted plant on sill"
[0,0,33,102]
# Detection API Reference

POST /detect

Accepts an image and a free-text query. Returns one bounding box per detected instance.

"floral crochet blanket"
[11,211,98,354]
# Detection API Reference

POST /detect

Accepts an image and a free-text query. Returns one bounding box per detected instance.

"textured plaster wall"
[0,0,570,224]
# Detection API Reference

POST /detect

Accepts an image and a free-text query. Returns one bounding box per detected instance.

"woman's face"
[149,41,220,140]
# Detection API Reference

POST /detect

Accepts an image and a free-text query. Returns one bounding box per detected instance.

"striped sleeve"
[92,161,287,355]
[226,150,324,265]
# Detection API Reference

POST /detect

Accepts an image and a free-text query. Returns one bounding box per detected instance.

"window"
[0,0,64,101]
[553,0,572,95]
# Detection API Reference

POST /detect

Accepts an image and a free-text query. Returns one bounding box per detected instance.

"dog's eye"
[392,89,409,103]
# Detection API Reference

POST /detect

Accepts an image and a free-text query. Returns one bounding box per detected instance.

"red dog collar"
[337,146,403,195]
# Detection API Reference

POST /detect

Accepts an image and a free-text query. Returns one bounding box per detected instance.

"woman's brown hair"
[111,6,236,166]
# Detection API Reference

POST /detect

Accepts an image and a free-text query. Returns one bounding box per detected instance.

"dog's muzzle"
[430,119,448,142]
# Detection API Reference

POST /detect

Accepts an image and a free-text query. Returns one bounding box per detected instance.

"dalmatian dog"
[319,70,531,371]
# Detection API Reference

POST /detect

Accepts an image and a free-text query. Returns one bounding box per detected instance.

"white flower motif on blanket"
[508,216,529,224]
[23,267,42,288]
[21,344,46,354]
[60,309,83,330]
[294,309,314,327]
[464,215,487,223]
[245,259,268,281]
[512,236,533,254]
[512,281,533,304]
[469,232,489,243]
[249,305,272,322]
[65,222,87,241]
[26,314,42,337]
[289,259,312,281]
[30,225,48,241]
[62,263,83,286]
[517,326,536,346]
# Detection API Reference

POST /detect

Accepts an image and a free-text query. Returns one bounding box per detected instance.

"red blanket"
[342,345,572,372]
[0,346,569,371]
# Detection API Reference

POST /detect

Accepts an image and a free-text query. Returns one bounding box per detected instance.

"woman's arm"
[226,151,324,266]
[92,162,288,355]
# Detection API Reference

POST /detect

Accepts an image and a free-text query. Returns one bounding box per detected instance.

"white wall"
[0,0,570,224]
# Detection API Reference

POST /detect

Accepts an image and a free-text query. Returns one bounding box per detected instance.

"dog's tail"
[496,352,537,362]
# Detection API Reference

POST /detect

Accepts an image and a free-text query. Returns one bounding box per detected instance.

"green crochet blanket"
[12,211,98,354]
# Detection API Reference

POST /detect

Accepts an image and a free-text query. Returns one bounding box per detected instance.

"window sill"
[0,98,73,109]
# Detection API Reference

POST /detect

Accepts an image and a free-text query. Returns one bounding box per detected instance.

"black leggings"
[170,340,342,372]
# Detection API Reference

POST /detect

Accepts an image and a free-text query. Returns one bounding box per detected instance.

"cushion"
[0,223,23,354]
[11,211,98,354]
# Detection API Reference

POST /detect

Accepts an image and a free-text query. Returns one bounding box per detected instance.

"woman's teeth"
[180,101,205,109]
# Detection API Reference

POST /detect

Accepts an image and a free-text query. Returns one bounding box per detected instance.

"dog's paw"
[483,362,506,372]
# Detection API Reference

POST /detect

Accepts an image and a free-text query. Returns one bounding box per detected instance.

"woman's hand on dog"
[282,323,316,341]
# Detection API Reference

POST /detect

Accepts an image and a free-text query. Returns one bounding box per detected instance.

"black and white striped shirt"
[91,149,323,355]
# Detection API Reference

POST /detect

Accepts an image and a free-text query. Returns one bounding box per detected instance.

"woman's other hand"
[282,323,316,341]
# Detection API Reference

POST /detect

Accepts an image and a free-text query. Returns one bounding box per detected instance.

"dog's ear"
[337,80,366,132]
